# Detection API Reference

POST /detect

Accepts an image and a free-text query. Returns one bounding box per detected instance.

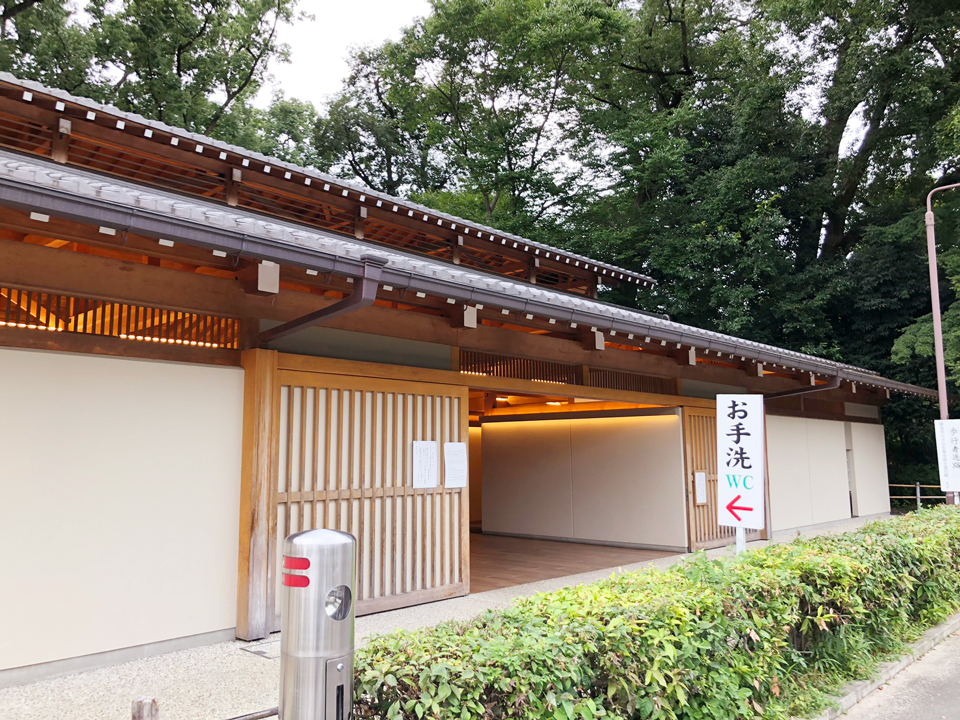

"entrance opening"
[467,390,680,592]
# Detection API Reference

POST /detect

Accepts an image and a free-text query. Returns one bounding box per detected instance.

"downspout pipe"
[256,254,388,346]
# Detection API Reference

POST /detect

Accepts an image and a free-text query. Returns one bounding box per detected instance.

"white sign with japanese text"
[443,442,468,488]
[934,420,960,492]
[412,441,438,489]
[716,394,765,530]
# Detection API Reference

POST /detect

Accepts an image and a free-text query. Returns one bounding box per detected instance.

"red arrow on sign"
[725,494,754,522]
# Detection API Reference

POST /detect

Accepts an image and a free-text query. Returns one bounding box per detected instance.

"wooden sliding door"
[237,350,470,639]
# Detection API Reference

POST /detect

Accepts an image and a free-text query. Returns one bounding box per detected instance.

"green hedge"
[354,508,960,719]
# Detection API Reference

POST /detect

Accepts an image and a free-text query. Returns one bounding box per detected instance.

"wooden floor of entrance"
[469,533,672,593]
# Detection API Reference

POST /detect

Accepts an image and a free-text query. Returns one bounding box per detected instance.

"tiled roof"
[0,149,933,398]
[0,72,655,287]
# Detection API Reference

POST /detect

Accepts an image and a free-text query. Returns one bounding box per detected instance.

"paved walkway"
[0,517,879,720]
[839,630,960,720]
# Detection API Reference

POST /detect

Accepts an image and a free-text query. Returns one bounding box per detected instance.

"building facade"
[0,73,931,685]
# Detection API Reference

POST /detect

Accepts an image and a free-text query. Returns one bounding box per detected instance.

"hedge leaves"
[355,508,960,719]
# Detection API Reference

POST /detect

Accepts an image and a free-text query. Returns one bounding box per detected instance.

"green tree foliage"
[3,0,959,481]
[0,0,304,144]
[319,0,624,237]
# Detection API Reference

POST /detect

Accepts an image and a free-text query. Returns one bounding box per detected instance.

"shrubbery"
[354,508,960,719]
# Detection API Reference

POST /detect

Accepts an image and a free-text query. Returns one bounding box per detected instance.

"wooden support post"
[588,275,598,299]
[449,304,477,329]
[452,235,463,265]
[132,698,159,720]
[51,118,71,164]
[355,206,367,240]
[254,261,280,295]
[226,168,241,207]
[529,256,539,285]
[580,329,604,351]
[579,364,590,386]
[237,348,279,641]
[450,345,460,371]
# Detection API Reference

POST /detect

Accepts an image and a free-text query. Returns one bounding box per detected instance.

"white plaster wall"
[0,348,244,670]
[481,414,687,549]
[767,415,852,532]
[806,419,852,525]
[481,419,574,538]
[767,416,813,531]
[570,415,687,549]
[848,423,891,517]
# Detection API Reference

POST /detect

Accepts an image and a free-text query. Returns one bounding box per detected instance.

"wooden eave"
[0,79,654,298]
[0,204,901,413]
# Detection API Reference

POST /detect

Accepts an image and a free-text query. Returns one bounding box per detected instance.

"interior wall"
[468,427,482,526]
[767,415,853,532]
[0,348,244,671]
[847,422,891,517]
[481,413,687,550]
[481,419,575,539]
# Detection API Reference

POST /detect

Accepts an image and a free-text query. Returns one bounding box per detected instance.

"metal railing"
[889,483,946,510]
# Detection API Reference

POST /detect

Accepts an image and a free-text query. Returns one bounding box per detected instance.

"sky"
[254,0,432,109]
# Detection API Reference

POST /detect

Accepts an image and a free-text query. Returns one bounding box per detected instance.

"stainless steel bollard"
[279,529,356,720]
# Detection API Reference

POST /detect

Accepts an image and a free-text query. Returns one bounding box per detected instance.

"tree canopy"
[4,0,960,483]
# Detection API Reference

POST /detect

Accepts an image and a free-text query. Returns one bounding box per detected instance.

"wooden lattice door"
[237,350,471,639]
[682,406,763,550]
[271,368,469,625]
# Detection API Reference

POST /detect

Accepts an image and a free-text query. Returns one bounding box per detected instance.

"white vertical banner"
[934,420,960,492]
[716,394,765,530]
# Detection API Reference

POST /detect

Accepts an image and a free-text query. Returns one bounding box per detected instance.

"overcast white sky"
[254,0,431,109]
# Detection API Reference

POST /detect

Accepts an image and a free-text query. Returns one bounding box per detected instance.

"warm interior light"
[496,396,509,402]
[546,401,563,406]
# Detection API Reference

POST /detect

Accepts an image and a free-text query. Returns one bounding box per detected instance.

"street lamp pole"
[925,183,960,505]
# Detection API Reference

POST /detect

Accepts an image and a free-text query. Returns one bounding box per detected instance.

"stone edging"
[807,610,960,720]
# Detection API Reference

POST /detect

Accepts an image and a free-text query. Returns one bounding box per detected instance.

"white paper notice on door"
[412,441,438,488]
[443,442,468,488]
[694,472,707,505]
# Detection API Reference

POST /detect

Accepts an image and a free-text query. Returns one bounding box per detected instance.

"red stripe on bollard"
[282,573,309,587]
[283,556,311,570]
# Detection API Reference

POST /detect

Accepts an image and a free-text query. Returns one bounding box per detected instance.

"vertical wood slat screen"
[459,349,580,385]
[0,284,239,348]
[459,349,677,396]
[588,368,677,395]
[682,407,761,550]
[273,370,469,620]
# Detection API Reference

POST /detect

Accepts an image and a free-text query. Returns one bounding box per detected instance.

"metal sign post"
[716,394,766,553]
[925,183,960,505]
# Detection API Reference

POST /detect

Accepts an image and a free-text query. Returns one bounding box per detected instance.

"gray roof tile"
[0,147,932,398]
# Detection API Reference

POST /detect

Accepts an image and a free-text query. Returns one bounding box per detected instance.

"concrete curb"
[808,611,960,719]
